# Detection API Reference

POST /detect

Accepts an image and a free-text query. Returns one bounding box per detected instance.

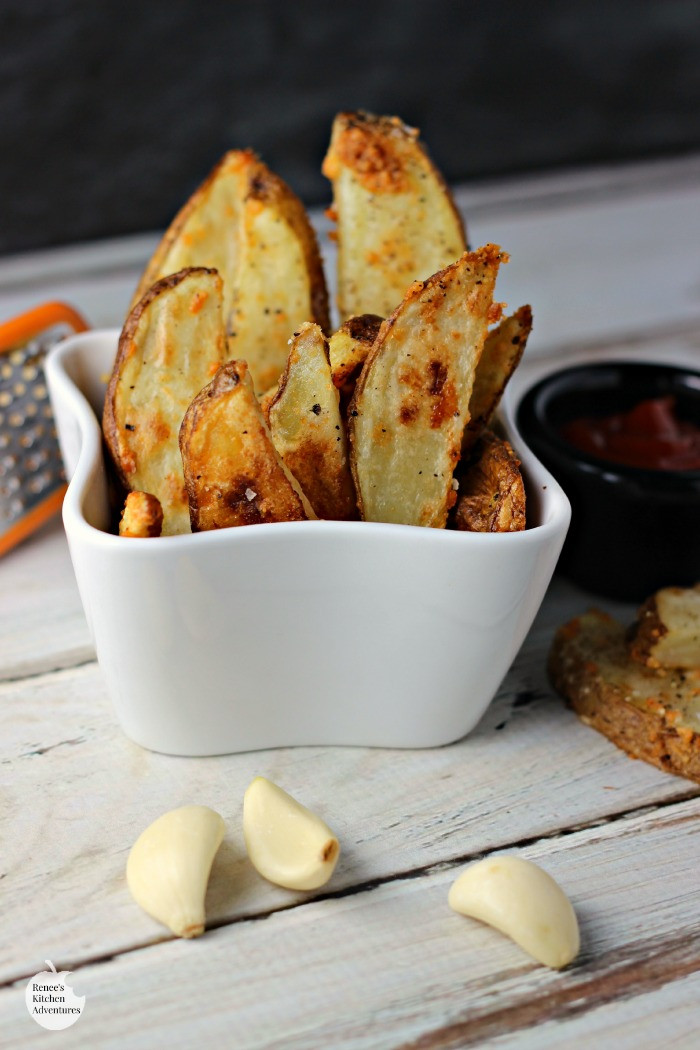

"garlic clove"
[243,776,340,891]
[448,855,580,969]
[126,804,225,938]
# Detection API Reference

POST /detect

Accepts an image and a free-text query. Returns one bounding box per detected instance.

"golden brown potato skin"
[550,610,700,784]
[132,150,329,392]
[462,305,532,454]
[268,323,357,521]
[118,491,164,538]
[349,245,506,527]
[103,267,226,535]
[453,429,526,533]
[179,361,311,531]
[328,314,384,392]
[323,111,467,321]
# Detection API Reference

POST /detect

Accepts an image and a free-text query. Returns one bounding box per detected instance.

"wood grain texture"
[485,972,700,1050]
[2,166,700,1045]
[1,579,696,985]
[0,519,93,681]
[2,797,699,1049]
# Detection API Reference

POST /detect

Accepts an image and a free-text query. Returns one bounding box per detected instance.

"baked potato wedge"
[132,150,329,392]
[328,313,383,392]
[627,585,700,670]
[103,267,226,535]
[322,111,467,321]
[550,609,700,783]
[118,491,164,538]
[453,429,526,533]
[268,323,356,520]
[180,360,314,530]
[462,305,532,453]
[349,245,506,527]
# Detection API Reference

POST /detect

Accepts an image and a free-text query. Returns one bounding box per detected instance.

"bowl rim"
[517,358,700,483]
[46,329,572,554]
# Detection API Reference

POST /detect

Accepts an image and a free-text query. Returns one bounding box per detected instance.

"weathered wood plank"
[0,519,93,681]
[484,972,700,1049]
[1,796,699,1049]
[2,588,696,984]
[2,160,700,1045]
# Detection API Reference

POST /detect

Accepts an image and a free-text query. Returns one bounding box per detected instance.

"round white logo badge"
[26,960,85,1030]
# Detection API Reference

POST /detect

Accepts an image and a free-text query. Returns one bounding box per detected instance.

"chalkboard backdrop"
[2,0,700,253]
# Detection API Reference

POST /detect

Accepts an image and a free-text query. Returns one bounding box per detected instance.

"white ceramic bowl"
[46,330,570,756]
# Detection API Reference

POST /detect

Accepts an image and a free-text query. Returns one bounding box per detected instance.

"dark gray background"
[2,0,700,254]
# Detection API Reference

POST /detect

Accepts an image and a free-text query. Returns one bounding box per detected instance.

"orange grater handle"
[0,301,89,354]
[0,301,90,556]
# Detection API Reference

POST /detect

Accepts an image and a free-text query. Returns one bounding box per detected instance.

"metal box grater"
[0,302,89,556]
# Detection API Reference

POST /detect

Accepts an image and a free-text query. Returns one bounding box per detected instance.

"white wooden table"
[2,157,700,1049]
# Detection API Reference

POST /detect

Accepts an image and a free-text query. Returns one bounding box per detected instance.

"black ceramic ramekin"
[517,360,700,601]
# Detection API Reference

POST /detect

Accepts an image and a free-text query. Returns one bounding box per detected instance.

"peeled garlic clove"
[126,804,225,938]
[243,776,340,890]
[448,855,580,969]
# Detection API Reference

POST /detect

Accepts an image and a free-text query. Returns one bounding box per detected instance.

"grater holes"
[8,411,24,428]
[1,475,21,494]
[27,472,51,495]
[26,449,48,471]
[0,391,11,408]
[22,364,38,382]
[34,383,48,401]
[25,402,38,417]
[9,350,24,367]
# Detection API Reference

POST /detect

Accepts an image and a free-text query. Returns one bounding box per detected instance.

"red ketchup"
[560,396,700,471]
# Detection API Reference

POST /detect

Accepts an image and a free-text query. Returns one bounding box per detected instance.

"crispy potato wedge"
[550,609,700,783]
[180,360,315,530]
[268,322,356,520]
[103,267,226,535]
[328,314,383,392]
[323,111,467,321]
[349,245,506,527]
[132,150,329,391]
[119,491,164,538]
[258,383,279,424]
[627,585,700,670]
[453,430,526,533]
[462,305,532,453]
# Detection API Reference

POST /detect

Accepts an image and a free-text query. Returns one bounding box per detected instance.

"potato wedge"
[550,609,700,783]
[453,429,526,533]
[627,585,700,670]
[462,305,532,453]
[268,323,356,520]
[258,383,279,424]
[132,150,329,392]
[180,360,314,530]
[349,245,506,527]
[328,313,383,392]
[103,267,226,535]
[322,111,467,321]
[119,491,164,538]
